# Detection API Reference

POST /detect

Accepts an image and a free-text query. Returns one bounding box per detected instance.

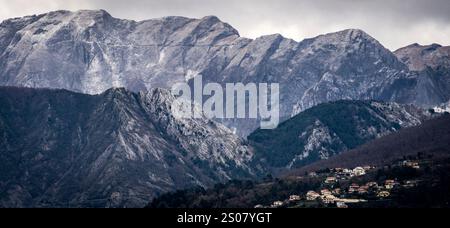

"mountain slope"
[148,115,450,209]
[248,100,431,170]
[0,86,260,208]
[395,43,450,71]
[394,43,450,106]
[295,114,450,173]
[1,10,448,136]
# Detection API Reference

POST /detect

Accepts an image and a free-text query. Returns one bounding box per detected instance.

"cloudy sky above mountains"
[0,0,449,50]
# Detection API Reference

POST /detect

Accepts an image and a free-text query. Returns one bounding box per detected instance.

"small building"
[337,169,352,178]
[306,191,320,201]
[353,167,366,176]
[289,195,301,201]
[385,180,398,189]
[403,161,420,169]
[272,201,284,208]
[325,176,337,184]
[336,202,348,208]
[321,194,338,204]
[377,191,390,198]
[333,168,344,173]
[320,189,332,196]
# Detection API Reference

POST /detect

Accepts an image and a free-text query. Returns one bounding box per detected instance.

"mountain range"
[148,114,450,209]
[1,10,449,136]
[293,113,450,174]
[0,87,260,207]
[0,86,438,207]
[0,10,449,208]
[248,100,432,171]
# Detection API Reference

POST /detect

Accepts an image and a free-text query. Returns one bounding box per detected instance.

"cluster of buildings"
[264,188,369,208]
[260,161,423,208]
[320,166,373,182]
[265,179,418,208]
[400,160,420,169]
[304,188,368,208]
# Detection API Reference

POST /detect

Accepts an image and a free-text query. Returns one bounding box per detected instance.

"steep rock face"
[248,100,432,170]
[286,120,348,169]
[0,87,259,208]
[296,114,450,173]
[395,43,450,71]
[0,10,241,93]
[0,10,447,136]
[394,43,450,106]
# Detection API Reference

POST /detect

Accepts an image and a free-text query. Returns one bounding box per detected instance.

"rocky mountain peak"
[74,9,111,17]
[200,15,221,23]
[309,29,379,47]
[1,10,449,136]
[199,15,238,33]
[139,88,175,115]
[395,43,450,71]
[102,87,136,103]
[339,29,375,41]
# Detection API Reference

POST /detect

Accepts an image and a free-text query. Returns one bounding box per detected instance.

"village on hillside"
[257,159,426,208]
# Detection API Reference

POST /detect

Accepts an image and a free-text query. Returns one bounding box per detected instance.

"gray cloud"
[0,0,449,50]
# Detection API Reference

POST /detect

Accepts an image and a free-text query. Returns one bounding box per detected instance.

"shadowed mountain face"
[1,10,449,136]
[394,43,450,107]
[0,87,260,208]
[148,115,450,209]
[248,100,431,171]
[294,114,450,174]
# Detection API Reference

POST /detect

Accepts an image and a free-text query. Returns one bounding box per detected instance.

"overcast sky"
[0,0,449,50]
